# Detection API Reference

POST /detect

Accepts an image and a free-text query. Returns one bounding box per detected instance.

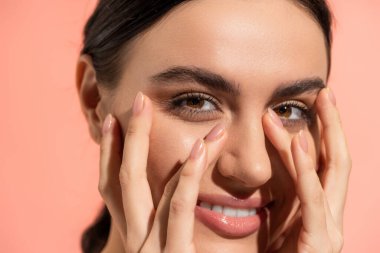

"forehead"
[123,0,328,91]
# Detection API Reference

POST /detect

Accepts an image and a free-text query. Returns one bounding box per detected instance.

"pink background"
[1,1,379,252]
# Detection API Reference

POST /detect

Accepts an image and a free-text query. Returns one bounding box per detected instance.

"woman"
[76,0,351,252]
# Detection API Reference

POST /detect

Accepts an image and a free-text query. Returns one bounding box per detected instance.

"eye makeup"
[158,89,316,127]
[271,100,315,129]
[164,90,223,122]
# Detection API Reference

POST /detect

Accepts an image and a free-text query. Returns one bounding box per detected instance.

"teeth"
[223,207,237,217]
[199,201,257,217]
[212,205,223,214]
[200,202,211,209]
[236,208,249,217]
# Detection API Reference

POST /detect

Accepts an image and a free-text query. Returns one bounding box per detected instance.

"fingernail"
[298,130,308,153]
[190,139,205,160]
[205,123,226,141]
[268,108,283,128]
[133,92,144,115]
[326,87,336,106]
[102,114,113,134]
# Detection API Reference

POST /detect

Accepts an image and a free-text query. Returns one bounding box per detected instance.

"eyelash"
[271,100,314,127]
[167,91,314,126]
[167,91,222,121]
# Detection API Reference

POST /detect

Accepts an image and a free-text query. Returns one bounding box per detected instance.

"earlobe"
[76,55,103,144]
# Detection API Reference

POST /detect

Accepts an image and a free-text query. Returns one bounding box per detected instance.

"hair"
[80,0,333,252]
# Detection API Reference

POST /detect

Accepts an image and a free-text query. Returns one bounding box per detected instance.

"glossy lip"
[195,194,271,238]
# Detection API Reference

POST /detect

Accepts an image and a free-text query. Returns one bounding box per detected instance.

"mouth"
[195,194,272,238]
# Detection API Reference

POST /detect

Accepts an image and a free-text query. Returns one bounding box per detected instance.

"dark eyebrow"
[150,66,240,96]
[270,77,325,103]
[150,66,325,101]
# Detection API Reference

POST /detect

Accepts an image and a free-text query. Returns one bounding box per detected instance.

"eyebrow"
[270,77,326,101]
[150,66,240,96]
[150,66,325,99]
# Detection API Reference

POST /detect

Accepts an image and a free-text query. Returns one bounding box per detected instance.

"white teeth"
[212,205,223,214]
[236,208,249,217]
[223,207,237,217]
[199,201,257,217]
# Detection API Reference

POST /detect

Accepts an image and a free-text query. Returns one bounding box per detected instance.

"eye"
[272,100,313,127]
[168,92,222,121]
[177,94,216,111]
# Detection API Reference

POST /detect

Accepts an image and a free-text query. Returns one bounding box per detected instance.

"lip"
[195,194,270,238]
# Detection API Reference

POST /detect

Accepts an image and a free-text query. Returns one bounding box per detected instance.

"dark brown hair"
[80,1,333,252]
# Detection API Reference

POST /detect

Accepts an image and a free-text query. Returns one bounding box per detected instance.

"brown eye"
[274,105,292,118]
[186,97,205,109]
[271,101,309,122]
[174,93,217,111]
[168,92,221,121]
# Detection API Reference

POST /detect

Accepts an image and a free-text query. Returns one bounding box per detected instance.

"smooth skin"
[77,0,351,252]
[97,88,350,253]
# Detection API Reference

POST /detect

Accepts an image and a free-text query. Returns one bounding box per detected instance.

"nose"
[216,116,272,188]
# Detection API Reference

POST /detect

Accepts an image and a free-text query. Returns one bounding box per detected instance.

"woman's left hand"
[262,88,351,253]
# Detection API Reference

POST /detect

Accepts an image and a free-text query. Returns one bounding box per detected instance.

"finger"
[143,167,182,251]
[166,125,227,252]
[99,114,127,237]
[149,123,226,252]
[119,92,155,251]
[165,140,206,252]
[316,88,351,225]
[262,108,296,181]
[291,130,328,236]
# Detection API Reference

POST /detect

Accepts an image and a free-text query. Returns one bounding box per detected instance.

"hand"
[262,88,351,253]
[99,92,227,253]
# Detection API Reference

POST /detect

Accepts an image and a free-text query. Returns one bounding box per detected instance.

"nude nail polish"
[133,92,144,115]
[102,114,113,134]
[298,130,308,153]
[190,139,205,159]
[268,108,283,128]
[205,123,226,141]
[326,87,336,106]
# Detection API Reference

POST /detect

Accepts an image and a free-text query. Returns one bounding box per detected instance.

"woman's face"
[100,0,327,251]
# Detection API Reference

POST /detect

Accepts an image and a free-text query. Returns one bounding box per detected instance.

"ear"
[76,55,104,144]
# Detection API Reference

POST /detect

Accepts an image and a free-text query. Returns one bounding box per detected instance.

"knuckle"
[98,178,109,196]
[331,153,352,173]
[170,197,188,215]
[126,121,148,139]
[163,181,176,199]
[97,181,106,196]
[119,167,131,187]
[344,154,352,170]
[309,189,324,206]
[333,232,344,252]
[100,144,107,155]
[180,166,197,178]
[126,121,140,137]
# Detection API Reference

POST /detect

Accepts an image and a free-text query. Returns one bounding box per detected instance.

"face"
[98,0,327,251]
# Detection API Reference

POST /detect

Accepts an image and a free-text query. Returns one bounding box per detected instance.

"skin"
[76,0,351,252]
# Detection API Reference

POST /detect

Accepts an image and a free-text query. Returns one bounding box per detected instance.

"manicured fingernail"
[326,87,336,106]
[102,114,113,134]
[205,123,226,141]
[133,92,144,115]
[268,108,283,128]
[298,130,308,153]
[190,139,205,160]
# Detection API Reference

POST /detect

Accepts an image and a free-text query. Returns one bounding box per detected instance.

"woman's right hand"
[99,92,227,253]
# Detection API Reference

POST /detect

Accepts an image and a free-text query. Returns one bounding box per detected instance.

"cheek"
[146,115,213,207]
